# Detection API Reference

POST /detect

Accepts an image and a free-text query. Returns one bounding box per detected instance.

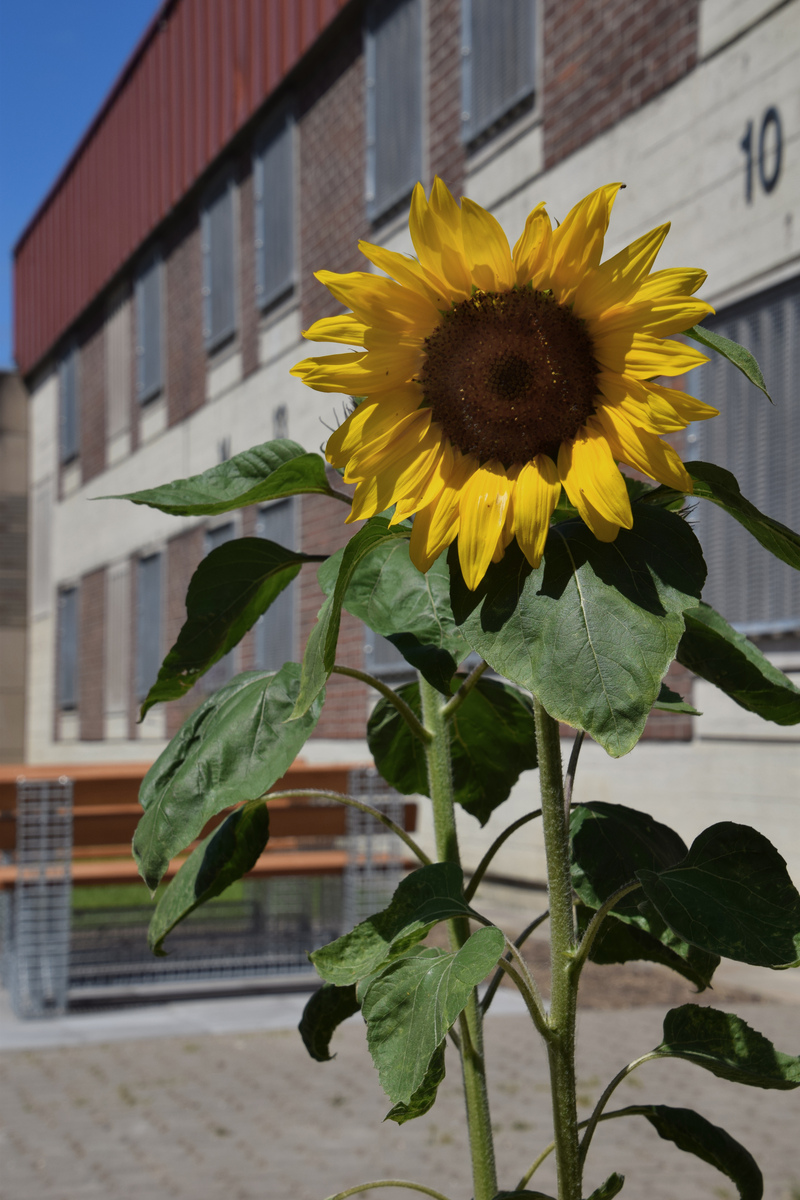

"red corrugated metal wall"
[14,0,351,376]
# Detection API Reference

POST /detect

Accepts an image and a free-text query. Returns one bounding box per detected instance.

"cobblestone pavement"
[1,999,798,1200]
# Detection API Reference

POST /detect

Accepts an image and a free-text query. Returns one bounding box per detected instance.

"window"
[695,276,800,633]
[254,114,295,308]
[57,587,79,709]
[106,287,131,444]
[255,500,295,672]
[365,0,423,221]
[461,0,536,144]
[135,553,162,702]
[363,630,416,684]
[59,345,79,464]
[202,175,237,350]
[135,252,163,402]
[203,523,236,689]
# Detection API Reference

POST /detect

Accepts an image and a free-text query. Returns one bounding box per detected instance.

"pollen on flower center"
[419,288,600,465]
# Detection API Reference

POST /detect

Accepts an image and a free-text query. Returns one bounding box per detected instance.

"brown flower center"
[419,288,599,465]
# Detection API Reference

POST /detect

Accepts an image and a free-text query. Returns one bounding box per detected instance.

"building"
[13,0,800,880]
[0,371,27,762]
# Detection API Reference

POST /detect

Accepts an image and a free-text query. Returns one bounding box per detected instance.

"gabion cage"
[344,767,407,931]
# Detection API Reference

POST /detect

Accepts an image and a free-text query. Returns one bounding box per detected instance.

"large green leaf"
[108,440,339,515]
[385,1042,447,1124]
[367,677,538,825]
[361,927,505,1104]
[646,461,800,571]
[298,983,360,1063]
[134,664,324,891]
[147,798,269,954]
[311,863,477,987]
[637,822,800,968]
[638,1105,762,1200]
[585,1176,625,1200]
[292,518,410,719]
[656,1004,800,1089]
[141,538,323,716]
[319,541,469,694]
[652,682,700,715]
[450,505,706,756]
[684,325,771,401]
[571,803,718,989]
[678,602,800,725]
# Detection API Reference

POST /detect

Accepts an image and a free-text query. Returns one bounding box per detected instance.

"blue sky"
[0,0,162,369]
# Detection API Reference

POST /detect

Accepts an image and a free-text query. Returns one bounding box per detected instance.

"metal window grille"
[461,0,536,144]
[344,768,407,931]
[58,587,79,710]
[135,553,162,701]
[203,523,237,689]
[202,176,237,350]
[254,114,295,308]
[255,500,296,671]
[106,287,131,439]
[58,346,79,464]
[695,275,800,633]
[365,0,423,221]
[135,252,163,402]
[5,779,73,1018]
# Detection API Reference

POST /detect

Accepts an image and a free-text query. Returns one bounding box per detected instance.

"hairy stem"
[264,789,431,866]
[418,673,497,1200]
[563,730,585,815]
[481,912,549,1017]
[440,658,489,719]
[569,880,642,982]
[464,809,542,902]
[332,664,431,744]
[534,698,581,1200]
[325,1182,455,1200]
[578,1053,663,1167]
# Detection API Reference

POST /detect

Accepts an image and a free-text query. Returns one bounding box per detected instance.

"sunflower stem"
[534,698,582,1200]
[418,673,497,1200]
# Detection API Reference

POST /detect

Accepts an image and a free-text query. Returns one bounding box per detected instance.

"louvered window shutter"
[255,116,295,308]
[695,278,800,632]
[58,587,79,709]
[202,179,237,350]
[462,0,536,143]
[255,500,295,671]
[59,348,79,464]
[136,553,162,701]
[366,0,422,220]
[203,523,237,689]
[135,254,162,402]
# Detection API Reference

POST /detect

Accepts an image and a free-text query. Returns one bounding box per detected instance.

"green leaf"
[450,505,706,757]
[685,325,772,401]
[298,984,360,1063]
[571,803,719,990]
[385,1042,446,1124]
[311,862,477,986]
[656,1004,800,1089]
[361,927,505,1104]
[292,517,410,719]
[134,664,324,891]
[652,682,700,715]
[493,1193,556,1199]
[147,798,269,954]
[141,538,322,716]
[647,462,800,572]
[678,602,800,725]
[320,541,469,694]
[107,440,338,515]
[639,1105,762,1200]
[585,1175,625,1200]
[637,822,800,968]
[368,677,538,825]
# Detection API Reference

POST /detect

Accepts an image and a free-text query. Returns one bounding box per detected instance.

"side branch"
[265,789,431,866]
[464,809,542,901]
[325,1182,455,1200]
[332,663,432,744]
[440,659,489,719]
[569,879,642,980]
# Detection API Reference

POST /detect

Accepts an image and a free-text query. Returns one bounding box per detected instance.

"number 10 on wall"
[740,107,783,203]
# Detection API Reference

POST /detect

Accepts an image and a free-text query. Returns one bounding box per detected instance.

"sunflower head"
[291,180,716,589]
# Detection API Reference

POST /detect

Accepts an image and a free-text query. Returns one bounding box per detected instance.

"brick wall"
[164,209,206,427]
[79,567,105,740]
[164,525,207,738]
[298,21,368,329]
[542,0,699,169]
[428,0,465,194]
[79,310,107,484]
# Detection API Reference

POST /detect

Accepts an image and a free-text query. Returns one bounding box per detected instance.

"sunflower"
[291,180,717,589]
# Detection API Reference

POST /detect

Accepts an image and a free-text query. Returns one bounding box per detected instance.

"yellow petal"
[589,296,714,340]
[409,181,472,297]
[548,183,623,304]
[647,380,718,425]
[358,239,448,307]
[458,461,515,590]
[408,450,477,572]
[325,388,423,466]
[558,425,633,530]
[512,456,561,568]
[392,437,454,523]
[573,223,670,316]
[634,268,708,302]
[512,202,552,286]
[460,198,515,292]
[594,407,693,492]
[344,409,432,481]
[315,269,441,332]
[597,373,717,434]
[303,314,369,345]
[291,341,422,394]
[290,351,366,392]
[594,332,709,378]
[347,426,443,522]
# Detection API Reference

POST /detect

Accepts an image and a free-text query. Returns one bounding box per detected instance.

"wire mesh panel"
[9,778,73,1018]
[344,768,407,931]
